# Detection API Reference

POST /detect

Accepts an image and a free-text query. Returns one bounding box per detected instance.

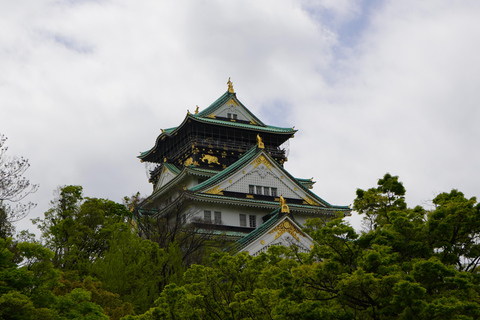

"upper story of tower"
[138,79,297,186]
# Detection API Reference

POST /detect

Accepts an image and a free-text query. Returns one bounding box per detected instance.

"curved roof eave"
[188,146,350,211]
[187,192,350,213]
[138,114,296,161]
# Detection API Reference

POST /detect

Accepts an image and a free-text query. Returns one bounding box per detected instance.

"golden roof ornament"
[195,105,199,114]
[280,195,290,213]
[227,77,235,93]
[256,134,265,149]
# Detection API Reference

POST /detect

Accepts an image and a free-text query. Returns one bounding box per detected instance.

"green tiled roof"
[190,192,349,212]
[236,209,281,249]
[138,115,295,160]
[188,145,350,211]
[164,163,180,175]
[196,90,266,127]
[190,115,295,133]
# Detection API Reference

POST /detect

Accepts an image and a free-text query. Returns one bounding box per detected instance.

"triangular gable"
[192,147,331,208]
[155,164,180,191]
[236,212,315,256]
[196,91,265,126]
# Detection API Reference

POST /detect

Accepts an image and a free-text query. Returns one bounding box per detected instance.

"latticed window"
[271,188,278,197]
[239,214,246,227]
[249,185,254,194]
[256,186,263,195]
[215,211,222,224]
[249,215,256,228]
[264,187,270,196]
[214,211,222,224]
[204,210,211,223]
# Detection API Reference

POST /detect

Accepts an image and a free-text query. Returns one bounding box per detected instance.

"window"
[227,113,232,119]
[250,185,276,196]
[264,187,270,196]
[249,215,256,228]
[232,114,238,120]
[214,211,222,224]
[239,214,246,227]
[271,188,278,197]
[227,113,238,120]
[204,210,211,223]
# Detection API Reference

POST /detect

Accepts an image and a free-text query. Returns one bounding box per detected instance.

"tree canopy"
[2,174,480,319]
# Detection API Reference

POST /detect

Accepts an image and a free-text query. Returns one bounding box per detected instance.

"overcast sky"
[2,0,480,234]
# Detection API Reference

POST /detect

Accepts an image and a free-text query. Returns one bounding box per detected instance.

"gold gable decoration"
[268,220,301,242]
[205,186,224,195]
[302,195,320,206]
[252,155,272,170]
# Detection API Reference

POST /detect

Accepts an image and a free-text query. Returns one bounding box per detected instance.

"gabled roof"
[230,208,283,252]
[189,144,350,211]
[196,90,266,126]
[138,91,296,161]
[229,209,315,255]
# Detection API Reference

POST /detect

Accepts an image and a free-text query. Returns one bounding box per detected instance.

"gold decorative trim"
[252,155,272,170]
[246,194,254,199]
[261,240,265,245]
[201,154,220,165]
[227,77,234,93]
[207,114,216,119]
[268,220,301,242]
[250,119,258,125]
[227,98,238,107]
[195,105,199,114]
[303,195,320,206]
[205,186,224,195]
[256,134,264,149]
[184,157,194,166]
[280,195,290,213]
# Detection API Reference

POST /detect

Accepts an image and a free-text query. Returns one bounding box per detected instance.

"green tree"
[33,186,132,274]
[354,173,406,230]
[427,189,480,271]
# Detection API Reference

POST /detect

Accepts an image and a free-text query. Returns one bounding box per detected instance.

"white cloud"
[1,0,479,234]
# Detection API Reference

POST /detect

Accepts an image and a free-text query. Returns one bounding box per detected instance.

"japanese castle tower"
[138,79,350,255]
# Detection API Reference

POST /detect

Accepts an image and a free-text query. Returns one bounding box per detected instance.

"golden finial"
[187,110,190,115]
[256,134,264,149]
[161,129,165,133]
[164,157,167,163]
[280,195,290,213]
[195,105,199,114]
[227,77,234,93]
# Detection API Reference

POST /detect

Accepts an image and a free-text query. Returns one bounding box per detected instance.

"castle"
[137,79,350,255]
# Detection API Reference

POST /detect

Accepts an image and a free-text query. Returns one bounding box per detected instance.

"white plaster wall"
[215,103,250,121]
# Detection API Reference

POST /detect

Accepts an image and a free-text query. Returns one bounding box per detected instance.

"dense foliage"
[1,173,480,319]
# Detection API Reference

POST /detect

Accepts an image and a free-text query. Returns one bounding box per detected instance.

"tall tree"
[33,186,131,274]
[0,134,38,236]
[354,173,406,230]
